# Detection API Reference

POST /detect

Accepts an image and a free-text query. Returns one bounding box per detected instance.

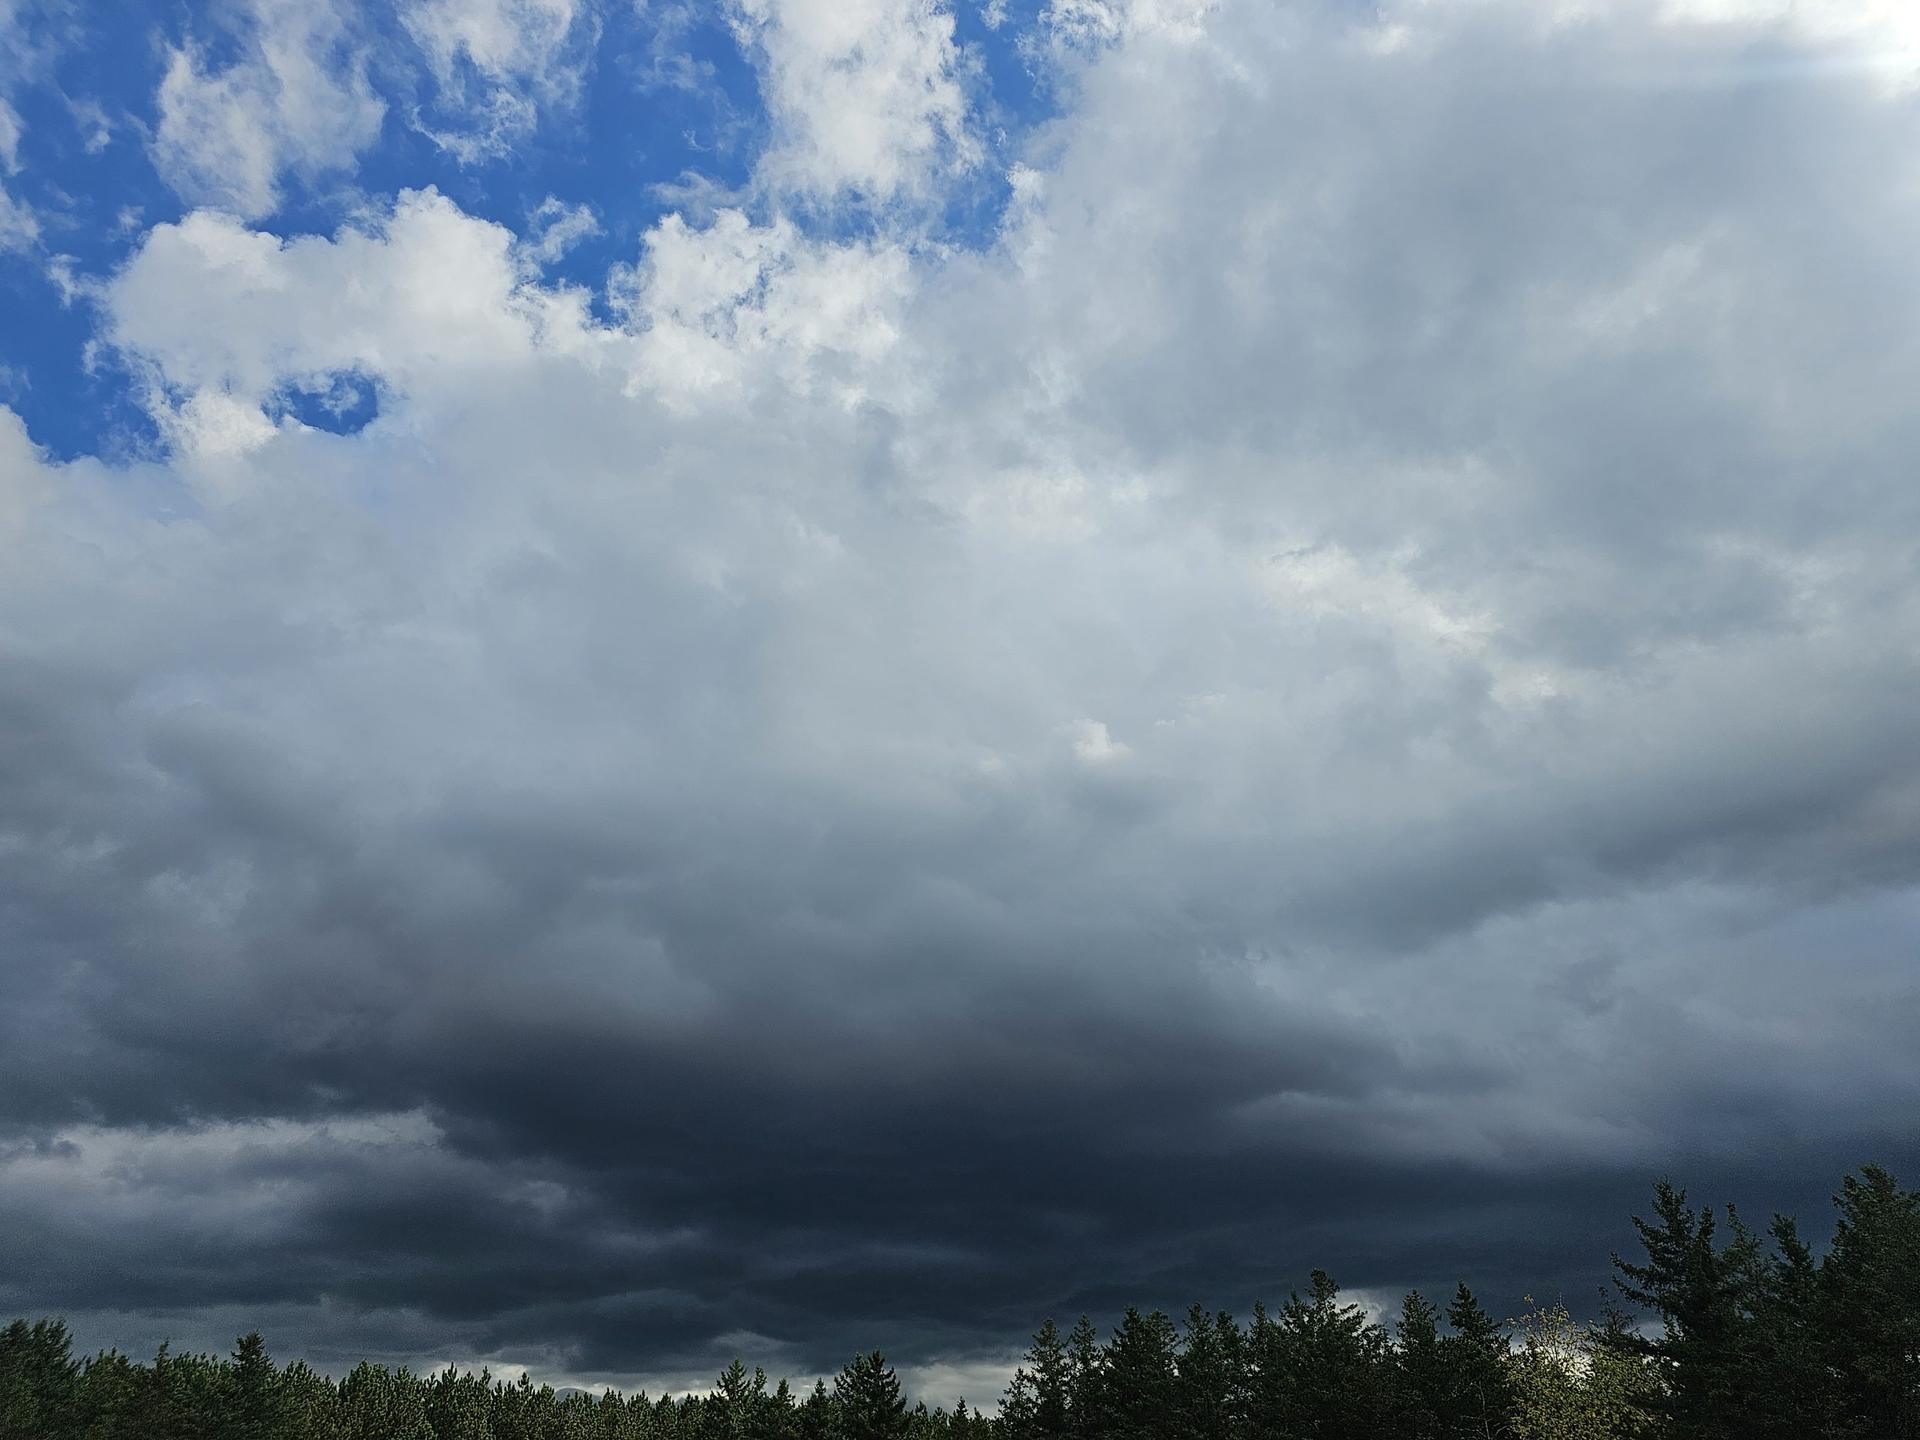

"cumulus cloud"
[613,207,913,403]
[729,0,979,205]
[2,0,1920,1401]
[151,0,387,219]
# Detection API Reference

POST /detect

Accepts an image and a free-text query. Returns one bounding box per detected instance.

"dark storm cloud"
[3,0,1920,1404]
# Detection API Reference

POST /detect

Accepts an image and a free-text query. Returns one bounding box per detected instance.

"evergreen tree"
[339,1361,434,1440]
[1100,1307,1180,1440]
[1028,1318,1072,1439]
[1738,1214,1830,1440]
[796,1378,838,1440]
[834,1352,907,1440]
[0,1318,78,1440]
[1065,1317,1104,1440]
[220,1333,288,1440]
[1610,1183,1763,1438]
[1174,1305,1243,1440]
[1394,1291,1447,1440]
[764,1377,799,1440]
[427,1364,496,1440]
[715,1359,770,1438]
[1001,1319,1074,1440]
[1818,1165,1920,1439]
[1442,1283,1514,1440]
[1247,1270,1395,1440]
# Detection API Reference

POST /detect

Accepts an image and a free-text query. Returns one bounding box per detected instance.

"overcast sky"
[2,0,1919,1408]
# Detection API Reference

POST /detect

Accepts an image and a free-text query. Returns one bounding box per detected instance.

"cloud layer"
[2,0,1919,1404]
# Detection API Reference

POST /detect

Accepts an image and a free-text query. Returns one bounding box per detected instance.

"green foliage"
[1507,1300,1655,1440]
[0,1318,77,1440]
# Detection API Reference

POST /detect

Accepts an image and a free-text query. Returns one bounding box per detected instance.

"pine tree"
[715,1359,771,1438]
[999,1367,1040,1439]
[427,1364,496,1440]
[1442,1284,1513,1440]
[1819,1165,1920,1439]
[1248,1270,1395,1440]
[761,1377,798,1440]
[1065,1317,1104,1440]
[339,1361,435,1440]
[1028,1318,1071,1438]
[1175,1305,1243,1440]
[834,1352,907,1440]
[219,1332,287,1440]
[1394,1292,1447,1440]
[796,1378,837,1440]
[1001,1318,1073,1440]
[1610,1183,1763,1438]
[1735,1214,1830,1440]
[1101,1307,1180,1440]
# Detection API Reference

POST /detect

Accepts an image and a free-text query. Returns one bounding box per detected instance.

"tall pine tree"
[834,1352,907,1440]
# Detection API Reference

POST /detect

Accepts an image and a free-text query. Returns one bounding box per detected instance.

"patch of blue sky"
[1,4,187,460]
[0,0,1061,463]
[268,368,383,436]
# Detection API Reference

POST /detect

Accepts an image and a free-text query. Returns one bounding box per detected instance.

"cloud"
[2,0,1920,1404]
[521,195,601,265]
[151,0,387,219]
[729,0,979,205]
[0,54,36,251]
[0,96,21,172]
[1041,0,1214,48]
[613,206,912,403]
[404,0,598,162]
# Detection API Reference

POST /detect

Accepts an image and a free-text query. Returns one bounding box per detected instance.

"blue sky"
[0,0,1058,459]
[4,0,1920,1406]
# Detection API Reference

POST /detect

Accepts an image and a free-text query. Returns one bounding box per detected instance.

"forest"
[1,1164,1914,1440]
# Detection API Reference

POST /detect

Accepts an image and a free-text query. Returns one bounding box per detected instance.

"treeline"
[2,1164,1915,1440]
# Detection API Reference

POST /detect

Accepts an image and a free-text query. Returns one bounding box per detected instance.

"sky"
[2,0,1920,1409]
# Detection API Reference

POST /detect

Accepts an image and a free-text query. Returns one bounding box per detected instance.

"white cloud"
[0,186,33,254]
[1042,0,1214,48]
[0,97,21,173]
[0,96,35,253]
[730,0,979,204]
[151,0,386,218]
[1068,717,1129,764]
[521,194,602,265]
[405,0,597,161]
[110,190,550,405]
[615,207,912,404]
